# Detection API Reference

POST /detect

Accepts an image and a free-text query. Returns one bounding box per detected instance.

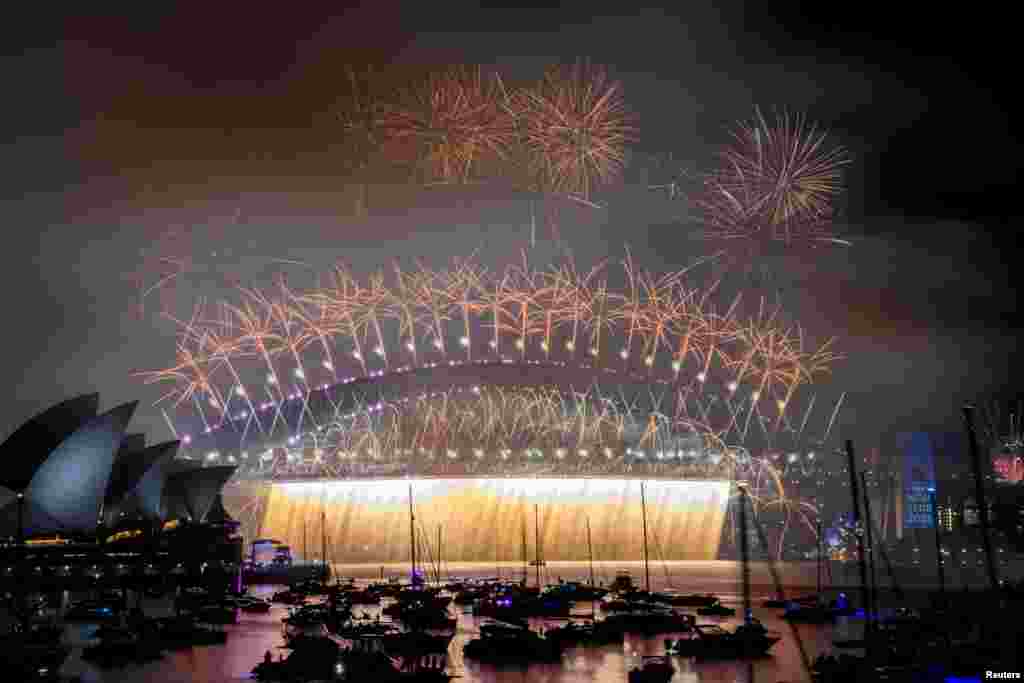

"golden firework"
[379,65,516,184]
[697,107,852,245]
[138,250,839,450]
[511,61,633,199]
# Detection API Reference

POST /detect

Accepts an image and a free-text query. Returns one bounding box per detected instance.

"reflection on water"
[49,561,879,683]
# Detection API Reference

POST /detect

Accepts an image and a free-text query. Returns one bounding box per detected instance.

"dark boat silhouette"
[696,602,736,617]
[656,592,721,608]
[666,621,780,658]
[628,655,674,683]
[462,622,562,661]
[545,619,624,646]
[763,594,817,608]
[600,609,695,635]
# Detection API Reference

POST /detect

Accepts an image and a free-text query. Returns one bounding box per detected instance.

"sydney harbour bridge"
[142,250,843,563]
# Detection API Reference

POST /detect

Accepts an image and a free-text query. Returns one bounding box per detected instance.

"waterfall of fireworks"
[139,248,844,551]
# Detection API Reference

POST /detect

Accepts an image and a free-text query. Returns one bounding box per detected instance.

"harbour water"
[32,560,1018,682]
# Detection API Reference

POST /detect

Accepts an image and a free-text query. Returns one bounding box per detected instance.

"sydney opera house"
[0,393,239,585]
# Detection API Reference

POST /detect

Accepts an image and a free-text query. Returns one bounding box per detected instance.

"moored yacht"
[666,620,780,658]
[462,622,562,661]
[628,656,674,683]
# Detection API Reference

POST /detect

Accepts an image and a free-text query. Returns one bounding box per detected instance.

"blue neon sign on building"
[901,431,937,529]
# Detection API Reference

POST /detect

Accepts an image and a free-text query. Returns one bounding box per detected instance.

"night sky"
[1,3,1019,463]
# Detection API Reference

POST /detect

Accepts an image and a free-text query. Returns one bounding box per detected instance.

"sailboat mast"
[437,525,443,584]
[408,484,416,586]
[844,440,873,655]
[929,488,946,598]
[964,405,1000,590]
[738,486,752,625]
[252,519,261,566]
[861,471,879,623]
[521,516,528,586]
[304,520,308,564]
[586,516,595,588]
[535,503,541,588]
[816,520,823,596]
[322,510,327,574]
[640,481,651,593]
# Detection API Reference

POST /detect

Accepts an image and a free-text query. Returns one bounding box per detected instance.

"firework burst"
[335,65,393,215]
[138,248,841,463]
[379,65,517,184]
[696,107,852,246]
[223,384,783,481]
[139,249,843,557]
[511,61,633,200]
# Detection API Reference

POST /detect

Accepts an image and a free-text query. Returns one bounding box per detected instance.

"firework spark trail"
[725,109,847,227]
[140,302,233,425]
[286,281,340,383]
[413,264,453,357]
[267,281,316,432]
[226,291,294,436]
[139,249,841,544]
[759,461,822,560]
[320,266,369,375]
[380,65,517,184]
[445,257,487,362]
[330,62,630,245]
[512,61,633,200]
[140,251,838,429]
[547,259,606,359]
[504,259,545,359]
[695,107,852,247]
[358,272,393,370]
[241,382,796,483]
[203,316,265,437]
[336,65,390,216]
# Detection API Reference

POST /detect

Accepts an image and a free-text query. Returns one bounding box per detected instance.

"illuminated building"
[936,500,957,532]
[0,393,241,588]
[993,452,1023,483]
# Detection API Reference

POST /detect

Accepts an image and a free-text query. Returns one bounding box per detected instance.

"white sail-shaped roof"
[103,440,180,525]
[0,402,136,535]
[0,393,100,492]
[163,466,236,522]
